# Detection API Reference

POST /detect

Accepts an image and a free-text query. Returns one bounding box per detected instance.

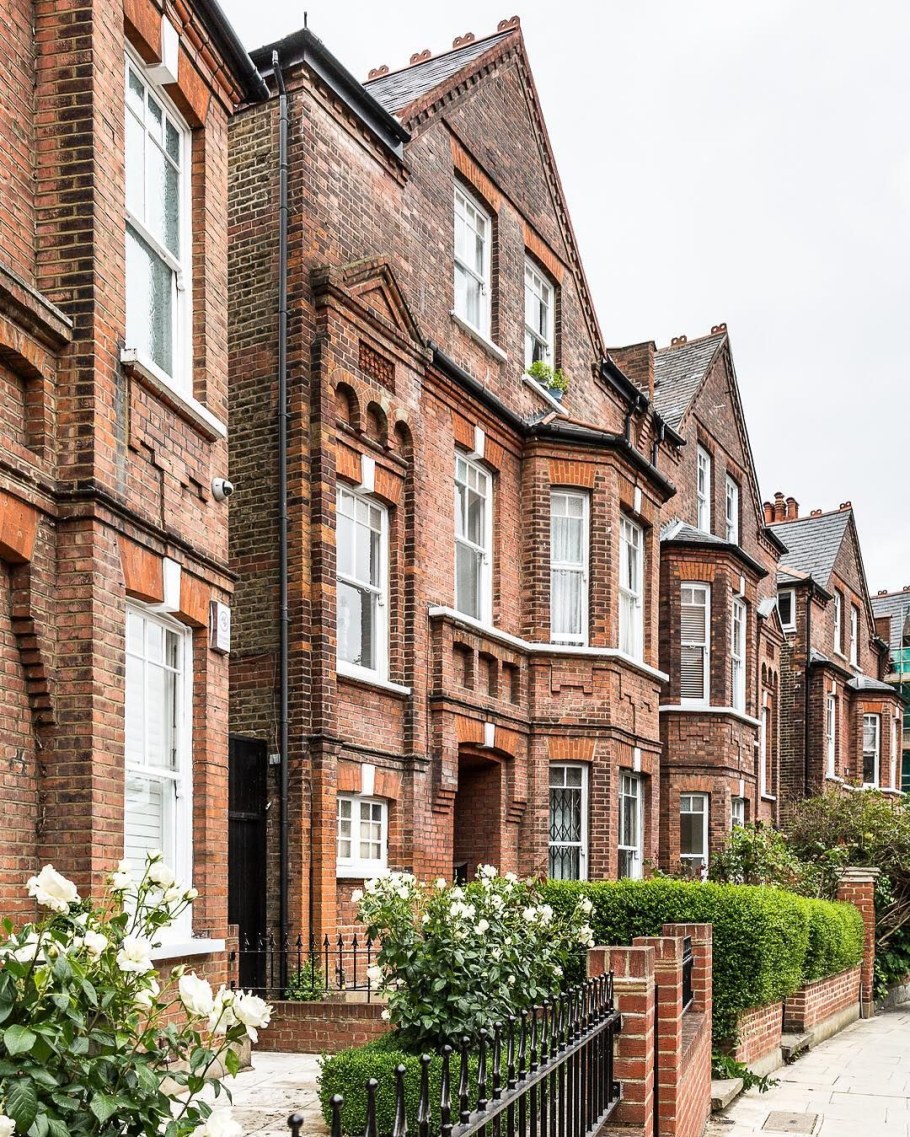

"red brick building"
[625,329,787,871]
[0,0,263,975]
[768,498,903,813]
[227,20,685,945]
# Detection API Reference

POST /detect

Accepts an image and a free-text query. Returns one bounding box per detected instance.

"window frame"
[124,48,193,392]
[731,597,747,712]
[679,792,709,872]
[724,475,739,544]
[862,713,881,788]
[549,489,589,646]
[336,484,390,683]
[124,602,193,937]
[548,762,588,881]
[731,796,746,828]
[825,692,837,778]
[454,452,494,624]
[778,588,796,632]
[759,704,770,796]
[617,772,644,880]
[892,716,900,790]
[849,605,859,667]
[336,794,389,879]
[619,515,645,660]
[833,590,843,655]
[524,259,555,368]
[696,446,712,532]
[453,183,492,338]
[680,582,711,706]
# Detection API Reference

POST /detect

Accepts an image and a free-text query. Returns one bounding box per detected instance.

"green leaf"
[89,1096,119,1125]
[6,1077,38,1132]
[223,1047,240,1077]
[47,1120,69,1137]
[30,1111,49,1137]
[4,1024,37,1056]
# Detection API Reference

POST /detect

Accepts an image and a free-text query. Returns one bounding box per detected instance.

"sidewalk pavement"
[221,1052,325,1137]
[707,1007,910,1137]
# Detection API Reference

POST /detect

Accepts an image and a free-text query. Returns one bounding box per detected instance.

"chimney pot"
[763,501,774,525]
[785,495,799,520]
[772,492,786,522]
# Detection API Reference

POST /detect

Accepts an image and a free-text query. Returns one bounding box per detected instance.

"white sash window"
[455,454,492,622]
[454,186,491,336]
[619,516,644,659]
[550,490,589,644]
[337,486,388,680]
[681,583,710,705]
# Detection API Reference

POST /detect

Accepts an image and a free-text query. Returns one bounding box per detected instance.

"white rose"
[135,978,160,1009]
[397,886,410,900]
[478,864,497,879]
[184,887,198,901]
[504,872,518,883]
[435,878,447,890]
[233,991,272,1043]
[421,913,430,925]
[367,965,383,984]
[578,924,595,947]
[117,859,132,874]
[10,932,43,964]
[110,872,133,892]
[0,1114,15,1137]
[179,973,215,1017]
[522,907,537,923]
[507,975,515,986]
[380,1008,391,1021]
[193,1111,242,1137]
[364,878,378,894]
[208,986,237,1033]
[491,947,502,961]
[117,935,153,974]
[84,931,109,958]
[147,861,176,889]
[474,919,489,935]
[538,905,553,925]
[351,889,364,904]
[27,866,79,914]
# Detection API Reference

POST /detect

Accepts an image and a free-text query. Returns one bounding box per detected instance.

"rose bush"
[0,853,271,1137]
[354,865,595,1049]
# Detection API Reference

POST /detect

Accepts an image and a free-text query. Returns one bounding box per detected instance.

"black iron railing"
[288,974,621,1137]
[234,931,374,1001]
[681,936,694,1012]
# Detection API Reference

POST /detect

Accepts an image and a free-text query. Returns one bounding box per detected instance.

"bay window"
[619,516,644,659]
[336,485,388,680]
[548,764,587,880]
[550,490,588,644]
[455,454,492,622]
[681,583,710,704]
[454,185,491,337]
[731,796,746,828]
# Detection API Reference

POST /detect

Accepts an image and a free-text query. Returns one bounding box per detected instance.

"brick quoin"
[0,0,255,977]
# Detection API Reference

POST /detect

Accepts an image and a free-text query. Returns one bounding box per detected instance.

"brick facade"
[0,0,255,967]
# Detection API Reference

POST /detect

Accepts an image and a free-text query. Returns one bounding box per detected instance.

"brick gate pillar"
[836,866,879,1017]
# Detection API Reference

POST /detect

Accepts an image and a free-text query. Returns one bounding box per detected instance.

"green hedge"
[539,879,864,1042]
[319,1035,479,1137]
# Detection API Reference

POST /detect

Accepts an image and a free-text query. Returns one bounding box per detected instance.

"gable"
[314,259,425,348]
[831,515,877,636]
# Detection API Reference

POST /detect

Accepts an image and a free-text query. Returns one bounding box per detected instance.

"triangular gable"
[834,511,881,644]
[365,20,605,360]
[314,258,425,348]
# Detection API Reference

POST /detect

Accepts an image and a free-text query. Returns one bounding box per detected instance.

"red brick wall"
[783,966,860,1031]
[256,1000,390,1054]
[730,1001,782,1065]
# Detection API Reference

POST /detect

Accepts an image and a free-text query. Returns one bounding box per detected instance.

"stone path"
[707,1007,910,1137]
[221,1052,325,1137]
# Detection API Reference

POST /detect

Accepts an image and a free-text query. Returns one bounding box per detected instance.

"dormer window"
[524,260,554,367]
[454,185,491,338]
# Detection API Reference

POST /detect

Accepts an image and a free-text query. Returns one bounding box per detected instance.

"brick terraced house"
[616,329,788,872]
[227,19,687,947]
[0,0,265,978]
[871,587,910,792]
[768,497,903,814]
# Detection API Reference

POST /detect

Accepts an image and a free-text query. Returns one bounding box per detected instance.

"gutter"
[196,0,269,101]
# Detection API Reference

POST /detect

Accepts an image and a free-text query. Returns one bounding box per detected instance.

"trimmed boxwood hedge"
[538,879,864,1042]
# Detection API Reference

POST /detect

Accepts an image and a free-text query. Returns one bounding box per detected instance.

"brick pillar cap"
[839,866,880,882]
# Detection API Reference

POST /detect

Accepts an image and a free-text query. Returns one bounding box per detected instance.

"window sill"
[121,349,227,441]
[150,937,225,961]
[522,373,566,413]
[337,865,387,880]
[449,311,508,362]
[760,794,777,802]
[659,704,762,728]
[337,664,411,697]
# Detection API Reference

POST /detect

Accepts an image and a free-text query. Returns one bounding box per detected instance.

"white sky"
[220,0,910,591]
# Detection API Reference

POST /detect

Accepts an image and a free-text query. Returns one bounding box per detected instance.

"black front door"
[228,736,268,990]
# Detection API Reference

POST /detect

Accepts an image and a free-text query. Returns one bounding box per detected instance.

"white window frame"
[124,603,193,938]
[778,589,796,632]
[454,453,493,624]
[619,515,645,660]
[731,796,746,828]
[725,476,739,544]
[696,447,712,532]
[453,184,492,338]
[336,795,388,878]
[124,48,192,392]
[833,591,843,655]
[731,597,747,713]
[681,583,711,706]
[524,260,555,368]
[548,763,588,881]
[550,490,589,645]
[825,693,837,778]
[759,704,770,796]
[863,714,881,788]
[336,485,389,682]
[849,606,859,667]
[618,772,644,880]
[892,716,900,790]
[679,793,709,873]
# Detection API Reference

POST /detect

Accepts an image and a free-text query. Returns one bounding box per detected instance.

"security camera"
[212,478,235,502]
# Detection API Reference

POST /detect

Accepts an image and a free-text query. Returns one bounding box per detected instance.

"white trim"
[522,372,567,413]
[336,665,411,697]
[524,259,555,368]
[696,447,711,532]
[336,794,388,879]
[619,515,645,661]
[427,605,669,681]
[778,588,796,632]
[862,713,881,788]
[849,605,859,667]
[454,453,493,624]
[617,771,644,880]
[548,762,588,881]
[759,704,769,797]
[550,488,589,646]
[731,795,746,828]
[826,692,837,778]
[150,938,225,961]
[679,792,709,871]
[731,596,747,713]
[449,310,508,361]
[336,485,389,682]
[453,183,493,339]
[121,349,227,439]
[725,475,739,544]
[660,704,762,728]
[833,590,843,654]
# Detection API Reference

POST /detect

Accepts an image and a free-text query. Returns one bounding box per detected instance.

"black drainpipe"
[273,50,290,988]
[803,581,813,799]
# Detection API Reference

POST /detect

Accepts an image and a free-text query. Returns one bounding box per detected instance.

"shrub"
[708,823,830,896]
[526,360,568,392]
[284,965,329,1002]
[540,878,862,1043]
[320,1036,479,1137]
[353,867,594,1049]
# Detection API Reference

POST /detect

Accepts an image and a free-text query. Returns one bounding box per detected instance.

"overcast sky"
[221,0,910,591]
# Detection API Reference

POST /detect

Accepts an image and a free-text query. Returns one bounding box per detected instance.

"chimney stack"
[785,496,799,520]
[773,491,786,522]
[763,501,774,524]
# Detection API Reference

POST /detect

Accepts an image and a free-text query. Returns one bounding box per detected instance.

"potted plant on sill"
[527,360,569,401]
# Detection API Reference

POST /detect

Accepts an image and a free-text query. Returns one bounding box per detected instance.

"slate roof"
[660,521,727,547]
[652,333,725,429]
[847,674,896,694]
[769,510,851,588]
[364,30,513,114]
[871,592,910,650]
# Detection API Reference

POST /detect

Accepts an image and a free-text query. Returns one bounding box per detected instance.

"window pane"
[337,580,374,669]
[147,140,180,257]
[124,773,167,870]
[680,811,704,856]
[125,111,145,218]
[681,646,706,700]
[456,542,481,619]
[126,224,174,375]
[551,568,583,638]
[125,654,144,765]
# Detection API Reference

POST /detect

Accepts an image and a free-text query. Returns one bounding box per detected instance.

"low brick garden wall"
[783,966,861,1033]
[257,999,391,1054]
[730,1000,784,1072]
